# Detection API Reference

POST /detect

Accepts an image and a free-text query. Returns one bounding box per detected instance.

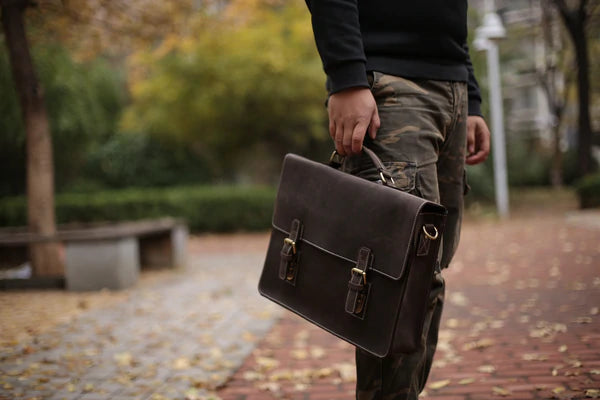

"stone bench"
[0,218,188,291]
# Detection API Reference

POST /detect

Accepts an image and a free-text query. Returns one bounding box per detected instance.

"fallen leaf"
[590,369,600,375]
[478,365,496,373]
[173,357,191,370]
[114,352,133,367]
[255,357,279,371]
[291,349,308,360]
[463,338,495,351]
[314,368,333,379]
[242,371,264,381]
[522,353,548,361]
[586,389,600,398]
[574,317,593,324]
[334,363,356,382]
[459,378,475,385]
[558,345,568,353]
[83,383,94,393]
[257,382,281,392]
[492,386,511,396]
[552,386,565,394]
[310,346,326,359]
[429,379,451,390]
[449,292,469,307]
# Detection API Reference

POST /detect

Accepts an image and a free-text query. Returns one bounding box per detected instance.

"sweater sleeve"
[464,43,483,117]
[306,0,369,94]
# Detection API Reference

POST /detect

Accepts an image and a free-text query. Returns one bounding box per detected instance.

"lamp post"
[474,5,510,219]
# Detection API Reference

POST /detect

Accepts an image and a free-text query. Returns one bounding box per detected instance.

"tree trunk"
[571,21,593,177]
[552,0,595,178]
[1,1,63,276]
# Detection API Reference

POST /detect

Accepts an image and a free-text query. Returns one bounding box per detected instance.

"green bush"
[0,185,276,232]
[575,173,600,209]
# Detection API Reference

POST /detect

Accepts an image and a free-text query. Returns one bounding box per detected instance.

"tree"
[1,0,196,276]
[549,0,598,177]
[537,1,575,187]
[1,0,62,276]
[121,0,329,182]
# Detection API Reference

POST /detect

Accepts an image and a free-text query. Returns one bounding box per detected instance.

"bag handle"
[329,147,396,186]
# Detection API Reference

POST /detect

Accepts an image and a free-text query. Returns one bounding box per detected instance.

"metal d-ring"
[422,225,439,240]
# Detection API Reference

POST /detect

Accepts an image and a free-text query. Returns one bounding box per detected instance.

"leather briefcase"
[258,148,447,357]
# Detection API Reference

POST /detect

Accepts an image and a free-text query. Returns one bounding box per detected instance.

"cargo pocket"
[350,160,417,194]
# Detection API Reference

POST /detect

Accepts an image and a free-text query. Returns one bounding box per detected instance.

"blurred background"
[1,0,599,247]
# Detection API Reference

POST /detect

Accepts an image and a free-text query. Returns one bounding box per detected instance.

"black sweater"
[306,0,482,116]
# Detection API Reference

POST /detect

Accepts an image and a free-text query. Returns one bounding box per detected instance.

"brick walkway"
[218,214,600,400]
[0,212,598,400]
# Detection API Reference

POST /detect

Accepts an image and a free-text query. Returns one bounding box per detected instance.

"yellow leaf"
[310,346,326,359]
[586,389,600,398]
[291,349,308,360]
[492,386,511,396]
[255,357,279,371]
[478,365,496,373]
[429,379,451,390]
[552,386,565,394]
[114,352,133,367]
[83,383,94,393]
[522,353,548,361]
[463,338,495,351]
[173,357,191,370]
[558,345,568,353]
[243,371,264,381]
[459,378,476,385]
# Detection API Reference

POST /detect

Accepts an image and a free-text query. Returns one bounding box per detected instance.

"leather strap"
[345,247,372,319]
[279,219,303,285]
[329,147,395,186]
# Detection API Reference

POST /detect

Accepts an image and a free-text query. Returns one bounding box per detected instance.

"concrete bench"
[0,218,188,291]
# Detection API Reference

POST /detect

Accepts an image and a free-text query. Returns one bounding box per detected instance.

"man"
[305,1,491,399]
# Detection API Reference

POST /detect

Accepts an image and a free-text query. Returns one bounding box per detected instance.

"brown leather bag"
[258,148,447,357]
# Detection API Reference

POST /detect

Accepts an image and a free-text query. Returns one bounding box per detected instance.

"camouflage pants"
[342,72,468,400]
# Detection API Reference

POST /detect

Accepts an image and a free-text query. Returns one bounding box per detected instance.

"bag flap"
[272,154,446,281]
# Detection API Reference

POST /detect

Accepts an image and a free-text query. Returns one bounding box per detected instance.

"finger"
[466,150,487,165]
[466,121,476,156]
[369,110,380,139]
[334,122,346,156]
[351,122,368,154]
[466,130,491,165]
[342,122,354,156]
[329,119,336,141]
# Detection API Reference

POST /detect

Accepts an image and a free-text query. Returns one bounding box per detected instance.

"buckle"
[351,267,367,285]
[283,238,297,254]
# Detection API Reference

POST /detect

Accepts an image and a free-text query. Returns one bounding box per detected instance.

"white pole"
[486,41,510,218]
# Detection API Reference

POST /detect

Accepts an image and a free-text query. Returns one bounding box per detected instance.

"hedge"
[0,185,277,232]
[575,173,600,209]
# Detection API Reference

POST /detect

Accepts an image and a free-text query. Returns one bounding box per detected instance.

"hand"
[466,115,491,165]
[328,87,380,156]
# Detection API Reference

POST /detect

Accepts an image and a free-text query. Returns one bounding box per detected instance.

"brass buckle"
[329,150,345,165]
[284,238,297,254]
[379,171,395,186]
[422,225,439,240]
[351,267,367,285]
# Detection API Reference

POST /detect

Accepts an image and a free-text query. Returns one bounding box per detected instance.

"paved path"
[1,212,599,400]
[218,213,600,400]
[0,235,281,400]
